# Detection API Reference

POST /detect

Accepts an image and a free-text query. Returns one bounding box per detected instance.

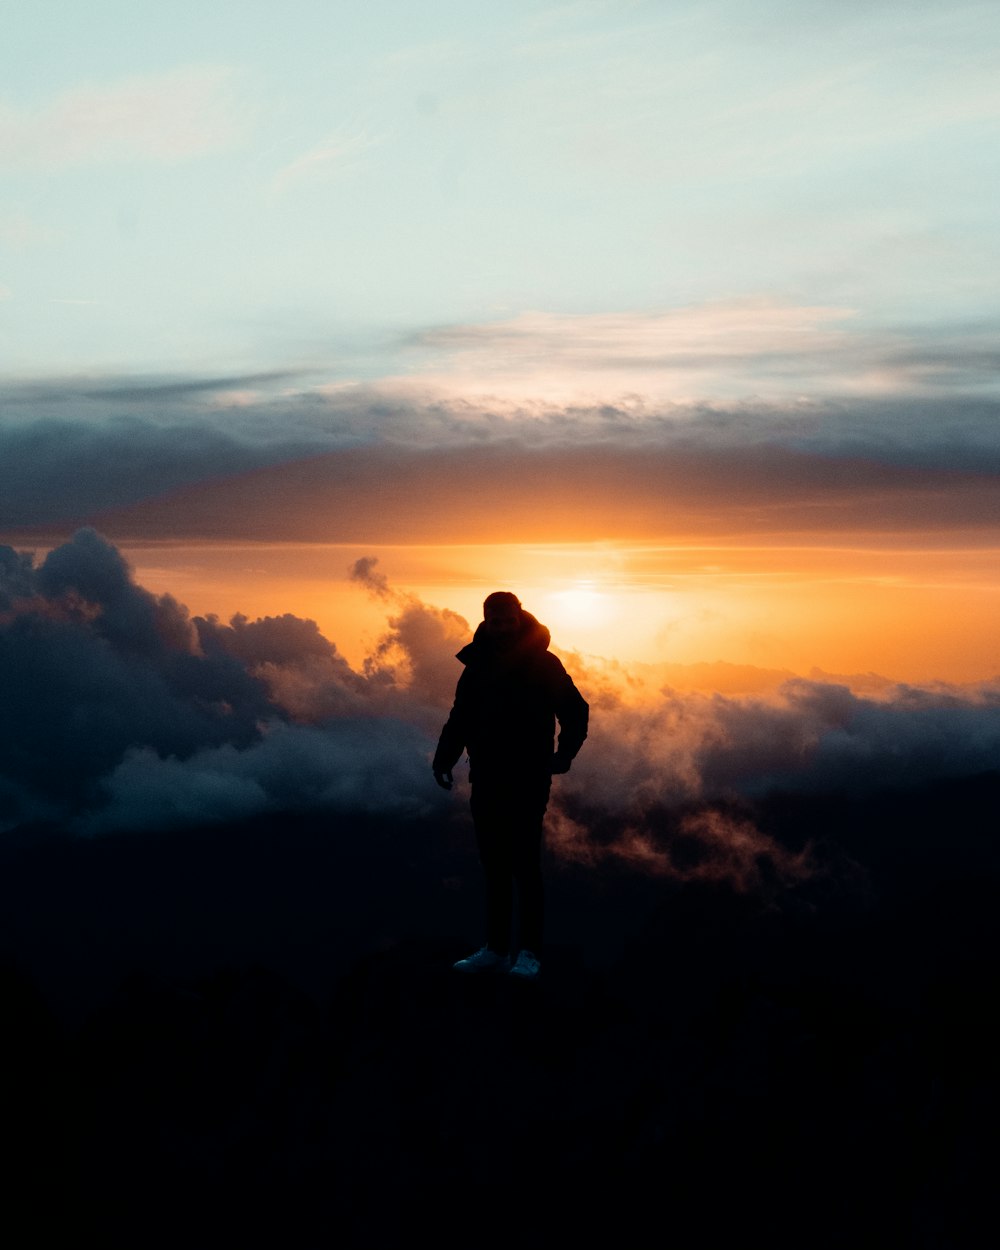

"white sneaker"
[509,950,541,980]
[452,947,510,973]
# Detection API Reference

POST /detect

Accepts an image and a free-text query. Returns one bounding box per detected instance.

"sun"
[540,580,616,639]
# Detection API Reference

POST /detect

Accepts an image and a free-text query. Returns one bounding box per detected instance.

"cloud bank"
[3,301,999,549]
[2,531,997,896]
[3,358,999,542]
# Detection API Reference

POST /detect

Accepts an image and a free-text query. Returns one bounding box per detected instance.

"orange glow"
[111,540,1000,686]
[538,581,616,637]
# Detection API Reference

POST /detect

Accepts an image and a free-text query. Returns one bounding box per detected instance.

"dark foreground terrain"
[2,772,997,1249]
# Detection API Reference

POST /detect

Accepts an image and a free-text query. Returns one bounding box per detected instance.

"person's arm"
[550,663,589,773]
[432,673,470,789]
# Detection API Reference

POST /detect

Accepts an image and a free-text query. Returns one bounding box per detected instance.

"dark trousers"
[469,774,551,956]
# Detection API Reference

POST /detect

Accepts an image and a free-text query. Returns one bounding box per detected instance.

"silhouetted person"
[433,591,588,979]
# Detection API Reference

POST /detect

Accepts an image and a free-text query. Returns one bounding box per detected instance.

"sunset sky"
[3,0,999,688]
[5,14,999,1230]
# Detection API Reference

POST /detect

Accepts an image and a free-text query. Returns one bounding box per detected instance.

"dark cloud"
[0,369,355,529]
[561,663,1000,810]
[2,532,998,902]
[542,658,1000,893]
[2,368,998,540]
[0,370,303,407]
[0,530,272,818]
[66,438,999,544]
[349,555,390,599]
[0,531,466,833]
[349,554,476,717]
[0,418,284,527]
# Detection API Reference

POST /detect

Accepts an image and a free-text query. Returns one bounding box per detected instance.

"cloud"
[0,531,272,808]
[2,332,998,553]
[0,210,58,249]
[413,302,857,369]
[0,531,470,834]
[3,363,998,542]
[0,369,302,410]
[545,802,813,896]
[79,718,435,835]
[349,556,391,599]
[558,660,1000,817]
[0,65,245,167]
[406,304,1000,401]
[2,532,998,903]
[539,654,1000,894]
[270,129,380,193]
[69,436,1000,545]
[0,370,325,528]
[349,555,473,715]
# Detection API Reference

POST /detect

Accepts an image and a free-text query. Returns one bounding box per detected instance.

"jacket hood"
[456,610,551,666]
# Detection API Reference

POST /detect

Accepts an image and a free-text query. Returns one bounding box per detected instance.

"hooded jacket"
[433,611,589,782]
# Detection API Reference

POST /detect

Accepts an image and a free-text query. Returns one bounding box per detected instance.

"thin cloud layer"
[0,65,245,167]
[406,304,1000,401]
[270,128,382,194]
[2,532,997,899]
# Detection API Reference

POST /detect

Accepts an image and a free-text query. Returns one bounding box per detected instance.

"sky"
[2,0,1000,372]
[2,1,1000,843]
[4,14,999,1230]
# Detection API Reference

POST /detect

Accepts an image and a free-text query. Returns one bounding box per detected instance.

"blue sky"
[3,0,999,385]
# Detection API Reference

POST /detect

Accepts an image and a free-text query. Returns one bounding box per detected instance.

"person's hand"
[550,753,571,775]
[433,769,454,790]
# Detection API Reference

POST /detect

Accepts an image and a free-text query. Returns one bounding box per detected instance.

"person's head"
[482,591,522,645]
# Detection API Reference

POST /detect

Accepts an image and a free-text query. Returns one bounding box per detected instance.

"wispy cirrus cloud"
[0,210,59,249]
[270,129,381,194]
[404,303,1000,402]
[414,302,854,363]
[0,65,246,167]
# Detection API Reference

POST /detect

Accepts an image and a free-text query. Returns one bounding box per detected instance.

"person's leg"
[509,777,551,956]
[470,787,513,955]
[511,822,544,955]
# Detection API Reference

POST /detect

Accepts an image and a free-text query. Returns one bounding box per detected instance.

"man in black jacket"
[433,591,589,979]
